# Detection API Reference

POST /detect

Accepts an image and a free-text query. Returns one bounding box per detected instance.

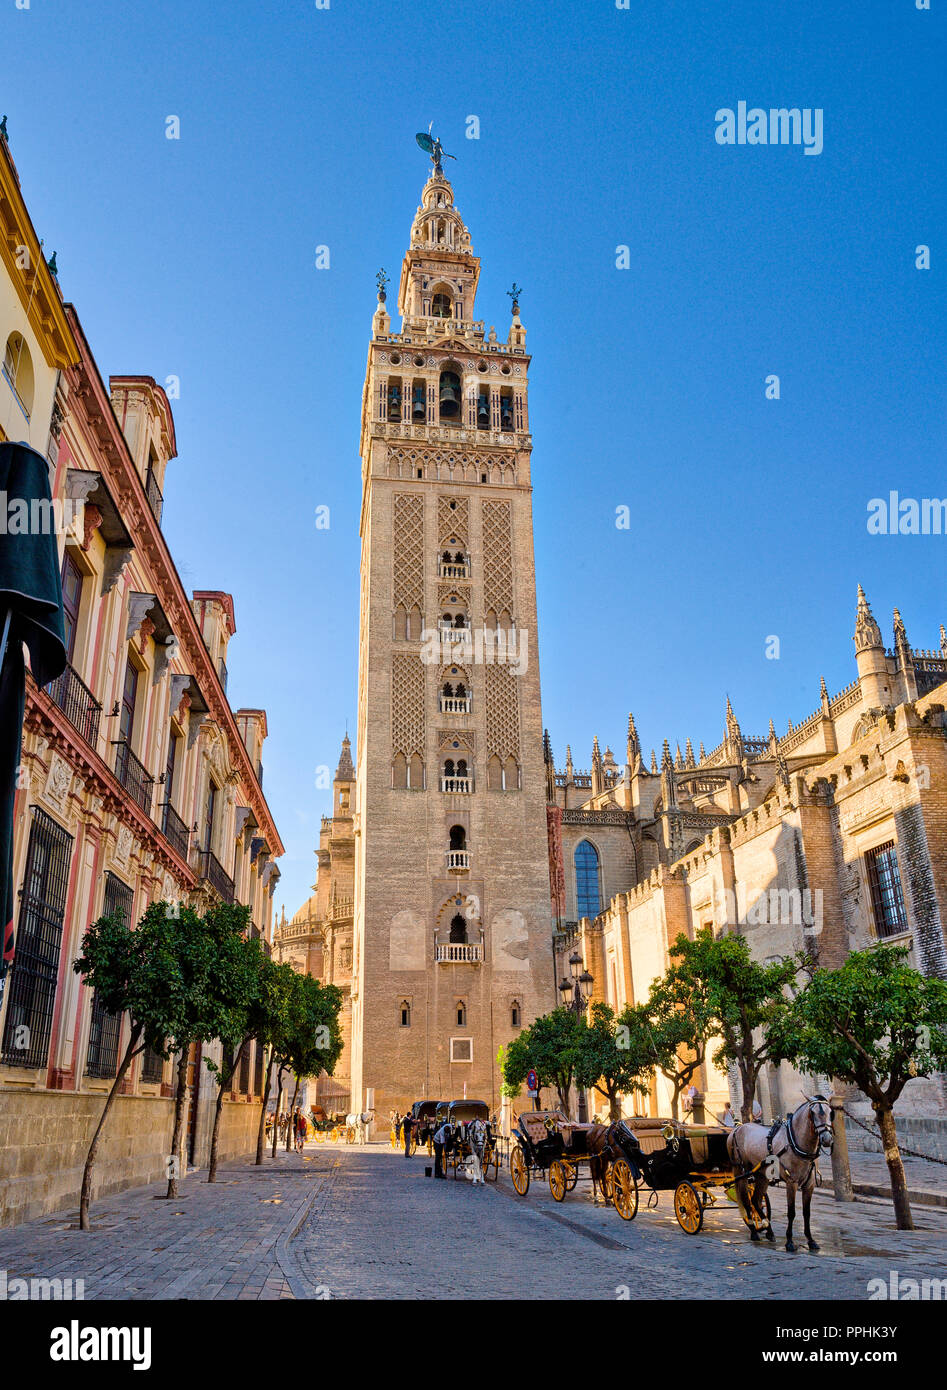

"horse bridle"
[784,1099,833,1161]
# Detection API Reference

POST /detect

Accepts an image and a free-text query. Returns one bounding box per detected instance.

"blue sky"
[3,0,943,916]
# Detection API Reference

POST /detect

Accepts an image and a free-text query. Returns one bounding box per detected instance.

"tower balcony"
[439,695,471,715]
[446,849,469,872]
[438,559,470,580]
[438,622,471,644]
[435,942,482,964]
[441,776,471,794]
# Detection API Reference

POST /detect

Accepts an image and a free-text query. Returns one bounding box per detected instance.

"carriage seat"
[519,1110,565,1145]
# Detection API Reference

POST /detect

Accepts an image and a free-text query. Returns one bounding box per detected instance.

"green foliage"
[501,1007,585,1104]
[73,901,186,1056]
[768,944,947,1107]
[660,928,796,1114]
[574,1002,652,1112]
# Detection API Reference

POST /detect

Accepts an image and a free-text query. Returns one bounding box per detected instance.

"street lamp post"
[559,949,593,1124]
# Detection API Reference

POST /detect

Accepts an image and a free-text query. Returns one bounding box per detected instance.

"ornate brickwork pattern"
[485,665,520,761]
[391,654,425,758]
[392,494,425,612]
[386,445,515,484]
[438,495,469,546]
[482,499,514,614]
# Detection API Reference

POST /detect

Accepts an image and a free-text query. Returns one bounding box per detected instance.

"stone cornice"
[0,139,79,370]
[61,305,283,855]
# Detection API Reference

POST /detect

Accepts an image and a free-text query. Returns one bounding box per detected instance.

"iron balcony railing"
[45,662,101,748]
[435,942,482,963]
[160,801,189,860]
[218,657,228,692]
[197,849,235,903]
[112,740,154,816]
[144,467,163,524]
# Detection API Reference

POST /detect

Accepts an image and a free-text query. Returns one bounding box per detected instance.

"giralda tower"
[350,141,554,1120]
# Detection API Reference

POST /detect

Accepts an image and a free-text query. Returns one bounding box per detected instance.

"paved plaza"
[0,1139,943,1301]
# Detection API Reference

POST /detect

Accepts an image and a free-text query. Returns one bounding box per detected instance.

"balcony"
[330,896,353,922]
[446,850,469,872]
[438,623,471,645]
[438,560,470,580]
[160,801,190,860]
[144,467,163,525]
[441,777,471,794]
[435,942,483,964]
[197,849,235,903]
[112,740,154,816]
[217,657,228,692]
[45,662,101,748]
[440,696,471,715]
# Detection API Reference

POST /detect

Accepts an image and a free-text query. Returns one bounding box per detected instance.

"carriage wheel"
[674,1181,704,1234]
[329,1127,340,1142]
[562,1159,578,1192]
[346,1126,356,1144]
[407,1135,417,1157]
[549,1159,569,1203]
[610,1160,639,1221]
[510,1145,530,1196]
[482,1143,499,1181]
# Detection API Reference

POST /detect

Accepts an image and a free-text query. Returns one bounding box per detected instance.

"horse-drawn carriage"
[436,1100,500,1181]
[404,1100,443,1155]
[509,1110,640,1214]
[509,1111,775,1233]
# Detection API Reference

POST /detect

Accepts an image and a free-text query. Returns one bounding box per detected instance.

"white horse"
[727,1095,834,1252]
[465,1119,488,1185]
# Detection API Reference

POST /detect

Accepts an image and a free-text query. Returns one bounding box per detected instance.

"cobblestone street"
[0,1140,943,1301]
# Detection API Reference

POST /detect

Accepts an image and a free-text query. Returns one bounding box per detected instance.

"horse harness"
[763,1103,831,1188]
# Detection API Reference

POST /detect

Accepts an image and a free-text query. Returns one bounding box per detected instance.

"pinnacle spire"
[335,733,355,782]
[650,748,658,774]
[685,737,695,768]
[854,583,883,652]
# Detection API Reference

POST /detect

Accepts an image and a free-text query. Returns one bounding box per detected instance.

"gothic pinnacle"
[650,748,658,773]
[685,738,695,768]
[854,583,883,652]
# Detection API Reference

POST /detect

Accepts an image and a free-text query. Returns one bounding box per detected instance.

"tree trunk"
[739,1058,755,1123]
[79,1024,143,1231]
[164,1047,190,1198]
[207,1043,240,1183]
[876,1102,914,1230]
[609,1090,621,1122]
[271,1068,285,1159]
[256,1051,273,1165]
[285,1075,300,1151]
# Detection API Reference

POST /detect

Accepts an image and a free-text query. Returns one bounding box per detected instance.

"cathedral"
[280,157,947,1139]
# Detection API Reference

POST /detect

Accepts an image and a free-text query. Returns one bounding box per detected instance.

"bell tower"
[350,148,555,1120]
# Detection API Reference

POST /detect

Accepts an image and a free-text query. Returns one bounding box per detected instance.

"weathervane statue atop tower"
[415,124,456,175]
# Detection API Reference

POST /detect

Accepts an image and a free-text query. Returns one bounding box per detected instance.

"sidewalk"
[836,1150,947,1209]
[0,1147,332,1300]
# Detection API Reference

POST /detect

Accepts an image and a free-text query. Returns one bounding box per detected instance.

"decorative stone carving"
[234,806,251,839]
[115,823,133,868]
[137,616,155,655]
[81,503,103,552]
[44,754,72,808]
[101,546,133,596]
[126,593,157,643]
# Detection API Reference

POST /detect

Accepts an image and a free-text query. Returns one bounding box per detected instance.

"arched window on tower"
[449,825,466,851]
[409,753,424,789]
[392,752,407,790]
[511,999,521,1028]
[574,840,602,918]
[449,914,467,944]
[400,1000,411,1027]
[438,368,461,419]
[432,290,452,317]
[456,1000,466,1026]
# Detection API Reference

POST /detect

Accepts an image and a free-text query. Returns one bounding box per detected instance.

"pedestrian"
[432,1119,452,1178]
[752,1097,763,1123]
[403,1108,413,1158]
[720,1101,737,1128]
[296,1110,308,1151]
